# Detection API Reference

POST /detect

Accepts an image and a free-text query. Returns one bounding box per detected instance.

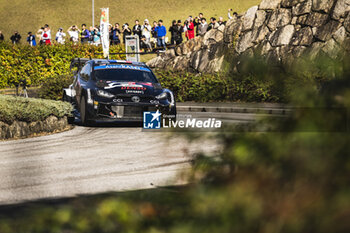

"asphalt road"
[0,124,220,205]
[0,105,286,205]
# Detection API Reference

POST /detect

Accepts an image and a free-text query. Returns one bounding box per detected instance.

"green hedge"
[0,42,125,88]
[155,70,279,102]
[0,94,72,124]
[35,70,279,103]
[38,75,73,100]
[0,42,281,102]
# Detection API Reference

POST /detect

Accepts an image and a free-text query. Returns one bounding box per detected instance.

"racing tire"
[67,116,75,124]
[63,91,75,124]
[80,95,92,126]
[169,105,177,122]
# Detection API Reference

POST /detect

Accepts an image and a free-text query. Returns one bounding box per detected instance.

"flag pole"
[92,0,94,26]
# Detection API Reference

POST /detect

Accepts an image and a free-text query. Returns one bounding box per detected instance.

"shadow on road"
[0,185,186,226]
[72,119,143,128]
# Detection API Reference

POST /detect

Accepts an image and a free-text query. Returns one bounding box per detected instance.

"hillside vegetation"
[0,42,124,88]
[0,0,259,39]
[1,54,350,233]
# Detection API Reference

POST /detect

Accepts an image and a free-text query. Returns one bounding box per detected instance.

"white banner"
[100,8,109,58]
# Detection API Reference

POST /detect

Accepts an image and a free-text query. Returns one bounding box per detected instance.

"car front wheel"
[80,95,92,126]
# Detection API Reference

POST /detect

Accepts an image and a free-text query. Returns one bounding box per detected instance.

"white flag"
[100,8,109,58]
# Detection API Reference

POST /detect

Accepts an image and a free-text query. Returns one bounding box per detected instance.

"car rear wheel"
[80,95,92,126]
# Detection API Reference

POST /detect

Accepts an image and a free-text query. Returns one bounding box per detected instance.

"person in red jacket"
[187,18,195,40]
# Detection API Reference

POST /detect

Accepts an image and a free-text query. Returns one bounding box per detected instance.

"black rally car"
[63,59,176,125]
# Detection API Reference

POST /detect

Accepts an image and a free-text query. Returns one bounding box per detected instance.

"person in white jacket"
[55,28,66,44]
[67,25,80,44]
[141,19,152,51]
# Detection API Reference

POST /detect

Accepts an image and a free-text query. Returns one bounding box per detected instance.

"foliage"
[1,54,350,232]
[155,70,279,102]
[0,42,125,88]
[30,69,279,103]
[1,42,277,103]
[0,94,72,124]
[38,75,73,100]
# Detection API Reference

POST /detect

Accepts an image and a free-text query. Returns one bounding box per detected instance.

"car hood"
[96,80,162,96]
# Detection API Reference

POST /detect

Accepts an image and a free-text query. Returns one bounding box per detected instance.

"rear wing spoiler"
[70,58,90,72]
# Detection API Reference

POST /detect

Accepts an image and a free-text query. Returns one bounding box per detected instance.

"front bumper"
[88,100,174,122]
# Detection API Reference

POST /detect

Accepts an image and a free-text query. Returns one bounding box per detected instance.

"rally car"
[63,58,176,125]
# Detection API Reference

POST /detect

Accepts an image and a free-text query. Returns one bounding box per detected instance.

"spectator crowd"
[0,9,237,51]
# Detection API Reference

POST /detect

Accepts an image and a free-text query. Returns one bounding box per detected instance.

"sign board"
[125,35,140,62]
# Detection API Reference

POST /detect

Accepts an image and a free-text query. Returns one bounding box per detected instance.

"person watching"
[111,23,121,45]
[43,24,52,45]
[10,31,21,44]
[194,13,204,36]
[169,20,184,45]
[198,18,208,36]
[151,21,158,39]
[175,20,184,45]
[81,24,90,44]
[208,17,219,31]
[169,20,177,45]
[88,26,95,44]
[218,17,226,26]
[91,26,101,46]
[26,32,36,46]
[184,20,189,41]
[67,25,80,44]
[186,18,195,40]
[36,27,44,45]
[133,20,142,39]
[155,20,167,50]
[122,23,132,44]
[141,19,152,51]
[55,28,66,44]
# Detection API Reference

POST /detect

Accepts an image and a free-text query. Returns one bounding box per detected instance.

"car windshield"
[94,65,158,83]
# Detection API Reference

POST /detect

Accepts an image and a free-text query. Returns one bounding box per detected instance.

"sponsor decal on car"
[105,82,147,90]
[121,86,147,91]
[94,64,151,72]
[126,90,144,94]
[141,82,153,87]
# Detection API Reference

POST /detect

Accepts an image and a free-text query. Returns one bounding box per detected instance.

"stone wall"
[147,0,350,73]
[0,116,70,140]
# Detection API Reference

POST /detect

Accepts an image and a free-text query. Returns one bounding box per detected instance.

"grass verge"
[0,0,260,39]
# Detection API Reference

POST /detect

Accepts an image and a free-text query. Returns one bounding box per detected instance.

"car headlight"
[96,89,115,98]
[156,92,168,100]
